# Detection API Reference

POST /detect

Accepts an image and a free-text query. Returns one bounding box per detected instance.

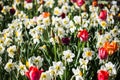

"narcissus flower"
[98,47,108,60]
[97,69,109,80]
[76,0,85,7]
[25,66,43,80]
[77,29,89,42]
[99,10,107,20]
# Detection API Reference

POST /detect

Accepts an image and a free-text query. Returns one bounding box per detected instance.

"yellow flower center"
[85,51,92,57]
[101,21,107,28]
[66,54,71,59]
[79,71,83,76]
[56,66,60,70]
[41,74,46,79]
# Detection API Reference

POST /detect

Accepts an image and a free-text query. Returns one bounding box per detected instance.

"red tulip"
[76,0,85,7]
[97,70,109,80]
[98,47,108,60]
[99,10,107,20]
[77,29,89,42]
[25,66,43,80]
[26,0,32,3]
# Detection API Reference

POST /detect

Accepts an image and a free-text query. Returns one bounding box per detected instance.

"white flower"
[53,61,65,76]
[4,38,12,46]
[7,45,17,58]
[69,21,76,33]
[81,12,88,19]
[4,59,16,72]
[16,61,27,75]
[40,71,51,80]
[110,26,120,37]
[24,2,33,10]
[99,21,108,29]
[107,14,114,24]
[73,16,82,25]
[29,56,43,68]
[104,32,112,41]
[38,5,43,13]
[82,19,89,28]
[62,16,69,27]
[72,67,83,80]
[79,58,88,70]
[48,66,56,77]
[82,48,94,60]
[54,7,62,16]
[0,44,5,54]
[110,5,119,15]
[57,27,65,38]
[43,17,50,26]
[61,3,70,14]
[44,0,54,8]
[62,50,75,62]
[105,62,116,76]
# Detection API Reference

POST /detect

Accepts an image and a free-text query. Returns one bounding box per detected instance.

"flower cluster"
[0,0,120,80]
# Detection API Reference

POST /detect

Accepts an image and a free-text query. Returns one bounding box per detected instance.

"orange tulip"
[42,12,50,18]
[103,41,118,55]
[92,0,98,7]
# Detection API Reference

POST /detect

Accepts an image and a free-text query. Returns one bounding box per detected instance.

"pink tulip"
[76,0,85,7]
[98,47,108,60]
[99,10,107,20]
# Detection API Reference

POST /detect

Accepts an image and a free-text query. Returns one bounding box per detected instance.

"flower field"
[0,0,120,80]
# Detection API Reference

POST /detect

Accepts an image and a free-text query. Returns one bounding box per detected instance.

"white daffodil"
[62,16,69,27]
[7,45,17,58]
[110,5,119,15]
[16,61,27,75]
[61,3,70,14]
[81,12,88,19]
[72,67,83,80]
[73,16,82,25]
[110,26,120,37]
[44,0,55,8]
[105,62,117,76]
[48,66,56,77]
[24,1,33,10]
[43,17,50,26]
[82,48,94,60]
[100,21,108,29]
[69,20,76,33]
[104,32,113,41]
[62,50,75,62]
[53,61,65,76]
[54,7,62,16]
[30,56,43,68]
[4,59,16,72]
[107,14,114,24]
[0,44,5,54]
[40,71,51,80]
[79,58,88,70]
